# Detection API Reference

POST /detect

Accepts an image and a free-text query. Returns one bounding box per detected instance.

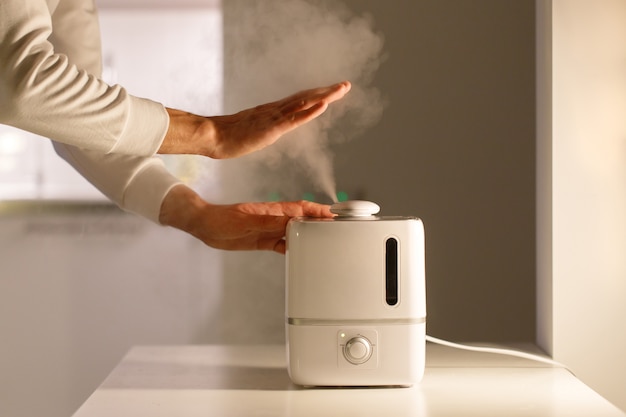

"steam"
[222,0,386,202]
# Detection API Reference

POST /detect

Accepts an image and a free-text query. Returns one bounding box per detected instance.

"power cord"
[425,335,574,375]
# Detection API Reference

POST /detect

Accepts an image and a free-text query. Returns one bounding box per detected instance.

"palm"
[197,201,333,253]
[211,82,350,159]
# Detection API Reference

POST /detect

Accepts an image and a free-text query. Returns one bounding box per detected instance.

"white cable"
[425,335,574,375]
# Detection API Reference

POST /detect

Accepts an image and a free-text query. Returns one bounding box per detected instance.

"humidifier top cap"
[330,200,380,217]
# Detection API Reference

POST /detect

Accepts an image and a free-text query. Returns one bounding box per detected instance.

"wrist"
[160,108,217,157]
[159,184,207,237]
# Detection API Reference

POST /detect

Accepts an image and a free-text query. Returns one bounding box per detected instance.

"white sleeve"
[0,0,168,156]
[52,142,181,223]
[0,0,183,222]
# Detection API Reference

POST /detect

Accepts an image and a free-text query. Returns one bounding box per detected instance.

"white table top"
[73,343,625,417]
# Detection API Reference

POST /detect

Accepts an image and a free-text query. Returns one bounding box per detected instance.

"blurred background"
[0,1,624,416]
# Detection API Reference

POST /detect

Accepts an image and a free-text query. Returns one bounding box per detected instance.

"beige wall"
[222,0,537,343]
[0,2,543,417]
[537,0,626,412]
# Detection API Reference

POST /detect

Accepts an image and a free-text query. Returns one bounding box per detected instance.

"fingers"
[277,81,351,128]
[260,200,334,254]
[232,201,332,254]
[246,216,288,254]
[197,201,332,254]
[272,239,287,254]
[210,81,351,159]
[297,81,351,103]
[282,200,333,218]
[255,235,287,254]
[286,81,351,109]
[321,80,352,103]
[253,237,287,254]
[289,102,328,126]
[238,200,332,218]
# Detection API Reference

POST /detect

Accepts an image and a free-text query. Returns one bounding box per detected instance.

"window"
[0,7,223,201]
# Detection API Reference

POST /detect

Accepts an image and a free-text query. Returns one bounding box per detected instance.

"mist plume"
[222,0,386,202]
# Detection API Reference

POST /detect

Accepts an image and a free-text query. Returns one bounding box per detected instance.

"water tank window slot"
[385,237,399,306]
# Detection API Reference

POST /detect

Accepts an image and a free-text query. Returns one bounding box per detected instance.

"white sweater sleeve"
[0,0,168,156]
[52,142,181,223]
[0,0,183,222]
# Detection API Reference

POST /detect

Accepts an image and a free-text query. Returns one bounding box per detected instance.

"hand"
[160,81,351,159]
[209,81,351,159]
[159,185,333,254]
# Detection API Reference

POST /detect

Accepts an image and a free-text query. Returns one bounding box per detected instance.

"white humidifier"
[285,200,426,386]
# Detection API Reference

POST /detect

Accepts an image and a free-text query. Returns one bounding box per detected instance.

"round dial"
[343,336,373,365]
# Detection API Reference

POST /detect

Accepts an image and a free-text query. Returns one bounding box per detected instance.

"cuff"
[122,159,182,223]
[109,95,169,157]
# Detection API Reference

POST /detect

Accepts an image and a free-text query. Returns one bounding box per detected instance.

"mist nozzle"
[330,200,380,217]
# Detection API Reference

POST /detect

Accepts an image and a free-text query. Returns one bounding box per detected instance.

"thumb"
[249,214,290,234]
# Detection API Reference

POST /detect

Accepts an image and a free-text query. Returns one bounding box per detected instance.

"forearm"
[53,142,181,223]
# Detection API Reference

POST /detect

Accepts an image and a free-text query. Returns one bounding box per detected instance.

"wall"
[0,8,224,417]
[338,0,537,343]
[537,0,626,412]
[1,2,541,417]
[0,209,223,417]
[221,0,537,343]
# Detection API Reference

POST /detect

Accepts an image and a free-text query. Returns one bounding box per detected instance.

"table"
[72,343,625,416]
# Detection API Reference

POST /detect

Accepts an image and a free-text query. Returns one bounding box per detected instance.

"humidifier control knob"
[343,336,373,365]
